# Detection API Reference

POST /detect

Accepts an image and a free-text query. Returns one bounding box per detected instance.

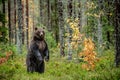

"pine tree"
[17,0,23,54]
[58,0,65,56]
[26,0,29,46]
[115,0,120,67]
[67,0,73,60]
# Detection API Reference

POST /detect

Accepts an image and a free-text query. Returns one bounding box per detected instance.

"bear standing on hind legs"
[26,27,49,73]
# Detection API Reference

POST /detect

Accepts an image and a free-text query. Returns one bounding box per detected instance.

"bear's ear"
[35,27,38,31]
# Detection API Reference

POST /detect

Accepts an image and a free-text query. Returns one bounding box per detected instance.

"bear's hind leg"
[27,66,36,73]
[38,61,45,73]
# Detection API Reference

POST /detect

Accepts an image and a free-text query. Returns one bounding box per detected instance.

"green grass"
[0,47,120,80]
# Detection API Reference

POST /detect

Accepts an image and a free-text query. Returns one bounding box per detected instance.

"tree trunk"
[54,0,59,43]
[97,17,103,54]
[8,0,12,44]
[106,1,111,49]
[39,0,43,27]
[10,0,15,43]
[26,0,29,46]
[2,0,5,22]
[22,0,25,44]
[78,0,81,31]
[14,0,17,44]
[68,0,72,17]
[115,0,120,67]
[17,0,23,54]
[81,0,87,33]
[47,0,51,31]
[32,1,35,31]
[73,0,76,19]
[2,0,6,41]
[97,0,103,54]
[58,0,65,57]
[67,0,73,60]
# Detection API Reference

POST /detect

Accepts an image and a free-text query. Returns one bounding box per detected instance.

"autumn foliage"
[66,18,83,49]
[79,38,99,70]
[0,51,13,65]
[66,18,99,70]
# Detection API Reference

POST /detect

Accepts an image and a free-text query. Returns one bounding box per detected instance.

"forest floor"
[0,46,120,80]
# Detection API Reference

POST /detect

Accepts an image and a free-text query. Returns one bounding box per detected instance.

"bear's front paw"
[45,57,49,62]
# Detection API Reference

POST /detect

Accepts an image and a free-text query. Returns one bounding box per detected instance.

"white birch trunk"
[97,0,103,54]
[97,17,103,54]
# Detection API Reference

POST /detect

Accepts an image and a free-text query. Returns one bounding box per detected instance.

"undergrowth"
[0,43,120,80]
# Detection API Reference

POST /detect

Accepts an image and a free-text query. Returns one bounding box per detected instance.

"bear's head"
[33,27,45,41]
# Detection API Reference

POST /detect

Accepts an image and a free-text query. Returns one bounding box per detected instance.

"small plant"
[79,38,99,70]
[0,50,13,64]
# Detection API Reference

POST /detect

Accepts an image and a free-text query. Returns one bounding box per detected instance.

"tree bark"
[67,0,73,60]
[14,0,17,44]
[81,0,87,33]
[2,0,6,41]
[39,0,43,26]
[17,0,23,54]
[97,0,103,54]
[73,0,76,19]
[78,0,81,31]
[115,0,120,67]
[2,0,5,20]
[106,1,111,49]
[68,0,72,17]
[54,0,59,43]
[8,0,12,44]
[22,0,25,44]
[58,0,65,57]
[97,17,103,54]
[47,0,51,31]
[26,0,29,46]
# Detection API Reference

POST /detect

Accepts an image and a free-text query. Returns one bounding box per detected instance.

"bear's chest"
[37,41,46,52]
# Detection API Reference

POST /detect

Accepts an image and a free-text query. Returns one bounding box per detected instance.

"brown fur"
[26,27,49,73]
[36,41,46,52]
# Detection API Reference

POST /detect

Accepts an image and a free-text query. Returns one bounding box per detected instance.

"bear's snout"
[40,32,43,36]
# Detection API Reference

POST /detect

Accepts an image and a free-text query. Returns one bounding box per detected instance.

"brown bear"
[26,27,49,73]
